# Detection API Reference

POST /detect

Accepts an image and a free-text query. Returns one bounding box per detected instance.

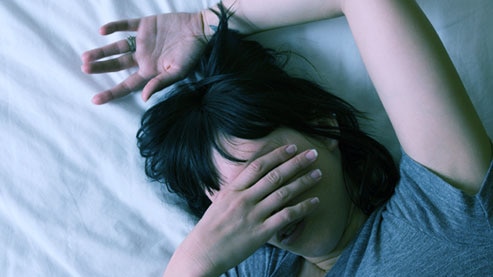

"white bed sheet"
[1,0,491,276]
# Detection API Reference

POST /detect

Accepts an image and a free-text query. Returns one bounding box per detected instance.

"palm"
[81,13,207,104]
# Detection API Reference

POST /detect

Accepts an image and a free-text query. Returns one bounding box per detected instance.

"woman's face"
[210,127,362,259]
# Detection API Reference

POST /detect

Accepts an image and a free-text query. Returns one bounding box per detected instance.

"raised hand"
[81,12,208,104]
[164,145,322,276]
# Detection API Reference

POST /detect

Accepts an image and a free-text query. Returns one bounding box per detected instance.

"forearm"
[342,0,491,190]
[202,0,344,35]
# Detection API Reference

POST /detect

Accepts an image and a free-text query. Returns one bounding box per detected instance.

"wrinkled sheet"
[1,0,491,276]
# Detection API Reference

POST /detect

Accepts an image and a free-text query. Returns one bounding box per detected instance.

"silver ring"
[126,36,136,53]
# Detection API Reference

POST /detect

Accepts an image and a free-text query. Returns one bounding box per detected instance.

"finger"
[92,72,147,105]
[248,149,319,201]
[263,197,320,234]
[81,39,134,64]
[232,144,299,191]
[257,169,322,218]
[99,18,140,35]
[142,72,183,101]
[82,53,136,74]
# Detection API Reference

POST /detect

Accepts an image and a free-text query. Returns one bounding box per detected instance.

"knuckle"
[300,201,311,213]
[300,173,315,186]
[279,208,297,223]
[291,154,306,169]
[248,160,265,175]
[274,187,289,202]
[265,170,282,186]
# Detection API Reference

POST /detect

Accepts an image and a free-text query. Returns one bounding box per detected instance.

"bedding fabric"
[1,0,492,276]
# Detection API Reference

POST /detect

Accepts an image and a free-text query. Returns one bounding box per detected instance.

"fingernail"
[285,144,297,154]
[310,169,322,180]
[310,197,320,205]
[305,149,318,161]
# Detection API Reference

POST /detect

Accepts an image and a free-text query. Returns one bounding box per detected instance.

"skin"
[167,143,323,276]
[164,126,368,276]
[211,128,367,262]
[81,0,492,275]
[81,13,207,104]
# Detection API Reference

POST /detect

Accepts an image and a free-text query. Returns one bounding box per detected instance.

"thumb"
[142,72,182,101]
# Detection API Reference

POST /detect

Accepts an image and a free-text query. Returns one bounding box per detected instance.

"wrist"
[164,229,224,277]
[200,3,260,37]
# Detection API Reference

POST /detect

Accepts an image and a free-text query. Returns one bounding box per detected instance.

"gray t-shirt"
[224,153,493,276]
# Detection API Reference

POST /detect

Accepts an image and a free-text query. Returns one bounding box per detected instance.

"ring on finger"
[126,36,136,53]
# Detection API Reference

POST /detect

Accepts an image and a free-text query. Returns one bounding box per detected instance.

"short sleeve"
[326,152,493,277]
[385,152,493,244]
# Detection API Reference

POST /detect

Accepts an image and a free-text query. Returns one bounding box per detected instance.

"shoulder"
[385,152,493,241]
[328,169,493,276]
[327,153,493,275]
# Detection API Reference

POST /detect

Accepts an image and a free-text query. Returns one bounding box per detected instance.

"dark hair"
[137,5,399,218]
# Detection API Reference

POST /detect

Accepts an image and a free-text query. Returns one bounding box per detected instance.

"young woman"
[81,0,492,276]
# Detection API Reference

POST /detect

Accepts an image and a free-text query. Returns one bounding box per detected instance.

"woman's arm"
[82,0,491,188]
[202,0,344,35]
[80,0,340,105]
[341,0,491,193]
[207,0,491,193]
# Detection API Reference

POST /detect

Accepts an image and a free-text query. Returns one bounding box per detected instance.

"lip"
[277,219,306,246]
